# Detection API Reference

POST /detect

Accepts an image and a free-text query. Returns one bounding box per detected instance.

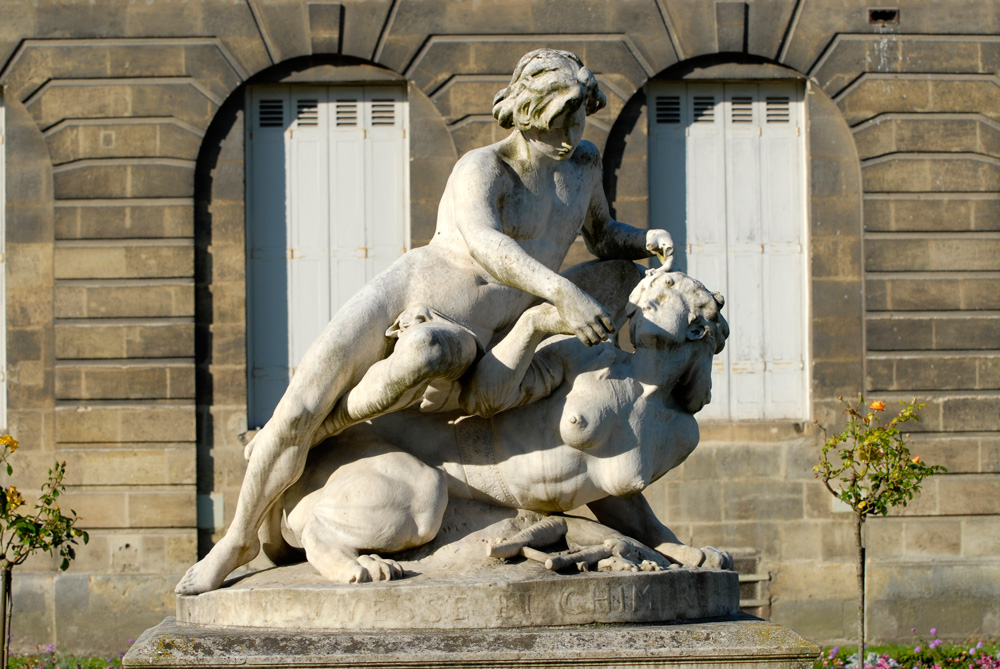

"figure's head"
[493,49,606,159]
[626,268,729,355]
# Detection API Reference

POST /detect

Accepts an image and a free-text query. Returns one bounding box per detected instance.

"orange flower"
[912,455,921,464]
[869,400,886,411]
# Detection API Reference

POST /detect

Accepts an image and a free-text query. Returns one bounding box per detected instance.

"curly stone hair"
[492,48,607,131]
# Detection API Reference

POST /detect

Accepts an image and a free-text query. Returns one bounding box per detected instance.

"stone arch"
[602,54,864,422]
[192,54,456,552]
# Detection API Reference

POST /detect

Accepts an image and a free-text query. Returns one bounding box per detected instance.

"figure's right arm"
[450,155,614,346]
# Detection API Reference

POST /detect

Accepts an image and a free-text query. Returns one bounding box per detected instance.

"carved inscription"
[558,583,654,617]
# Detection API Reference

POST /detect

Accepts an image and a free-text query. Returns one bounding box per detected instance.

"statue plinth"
[177,561,739,631]
[126,614,819,668]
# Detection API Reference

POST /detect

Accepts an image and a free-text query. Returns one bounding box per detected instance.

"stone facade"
[1,0,998,654]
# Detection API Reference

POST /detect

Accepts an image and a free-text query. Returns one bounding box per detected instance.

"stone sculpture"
[272,264,732,583]
[176,48,712,596]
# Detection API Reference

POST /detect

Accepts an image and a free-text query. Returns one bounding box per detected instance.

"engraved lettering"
[631,584,652,612]
[593,583,609,614]
[559,587,589,615]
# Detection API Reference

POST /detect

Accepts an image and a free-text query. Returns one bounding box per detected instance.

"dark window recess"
[868,8,899,24]
[731,552,771,618]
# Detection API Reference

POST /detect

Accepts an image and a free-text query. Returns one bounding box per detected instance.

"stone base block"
[124,615,819,668]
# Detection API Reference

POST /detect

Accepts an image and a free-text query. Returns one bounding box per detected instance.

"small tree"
[814,396,945,669]
[0,434,88,668]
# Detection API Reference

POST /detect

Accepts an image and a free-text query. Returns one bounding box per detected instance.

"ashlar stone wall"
[1,0,997,653]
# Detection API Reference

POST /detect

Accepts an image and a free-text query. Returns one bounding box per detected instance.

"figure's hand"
[556,287,615,346]
[645,229,674,269]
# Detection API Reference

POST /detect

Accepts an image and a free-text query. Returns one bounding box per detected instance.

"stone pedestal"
[124,614,819,668]
[175,562,739,630]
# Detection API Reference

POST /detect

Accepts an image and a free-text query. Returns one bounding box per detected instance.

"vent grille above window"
[731,97,753,123]
[655,96,681,124]
[371,100,396,126]
[692,96,716,123]
[335,100,359,127]
[296,99,319,126]
[259,99,284,127]
[766,96,790,123]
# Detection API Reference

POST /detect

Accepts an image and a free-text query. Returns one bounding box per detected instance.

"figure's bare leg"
[176,289,399,595]
[311,311,479,444]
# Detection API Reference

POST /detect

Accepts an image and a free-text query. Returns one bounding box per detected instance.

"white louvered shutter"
[247,85,408,427]
[247,88,292,425]
[648,81,807,420]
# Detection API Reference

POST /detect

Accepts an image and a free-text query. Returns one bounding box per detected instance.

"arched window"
[245,84,409,427]
[648,80,808,420]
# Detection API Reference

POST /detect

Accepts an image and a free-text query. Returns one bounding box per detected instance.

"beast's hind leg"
[286,442,449,583]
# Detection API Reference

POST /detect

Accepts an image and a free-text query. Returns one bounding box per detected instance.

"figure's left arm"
[587,494,733,570]
[581,151,674,265]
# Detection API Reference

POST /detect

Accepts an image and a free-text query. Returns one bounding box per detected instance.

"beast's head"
[625,268,729,413]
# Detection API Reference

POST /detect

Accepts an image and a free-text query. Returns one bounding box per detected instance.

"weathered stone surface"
[55,403,196,442]
[127,615,817,668]
[180,561,738,630]
[55,321,194,359]
[54,241,194,279]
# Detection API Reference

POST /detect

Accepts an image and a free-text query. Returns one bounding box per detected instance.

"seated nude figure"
[272,266,733,582]
[177,49,673,594]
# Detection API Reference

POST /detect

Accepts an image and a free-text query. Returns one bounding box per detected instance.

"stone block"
[55,403,196,443]
[838,77,931,126]
[128,488,197,527]
[866,561,1000,644]
[865,517,904,559]
[812,317,863,360]
[867,354,980,391]
[778,521,822,560]
[769,560,854,604]
[723,481,803,522]
[660,480,724,523]
[55,322,194,359]
[810,236,861,278]
[55,201,195,240]
[205,201,247,246]
[936,475,1000,515]
[813,360,863,397]
[55,282,194,319]
[961,517,1000,558]
[9,574,54,652]
[866,317,933,351]
[819,518,854,561]
[907,433,986,474]
[711,443,784,480]
[934,316,1000,350]
[54,574,178,656]
[62,489,130,528]
[61,445,196,486]
[770,598,852,646]
[54,242,193,280]
[902,518,962,558]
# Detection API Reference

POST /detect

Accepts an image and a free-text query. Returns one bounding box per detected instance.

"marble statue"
[270,264,732,583]
[176,48,684,595]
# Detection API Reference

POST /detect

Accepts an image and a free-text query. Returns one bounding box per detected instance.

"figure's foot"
[175,535,260,595]
[310,552,405,583]
[699,546,733,570]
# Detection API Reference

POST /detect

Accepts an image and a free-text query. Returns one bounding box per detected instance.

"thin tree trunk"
[0,565,10,669]
[855,514,865,669]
